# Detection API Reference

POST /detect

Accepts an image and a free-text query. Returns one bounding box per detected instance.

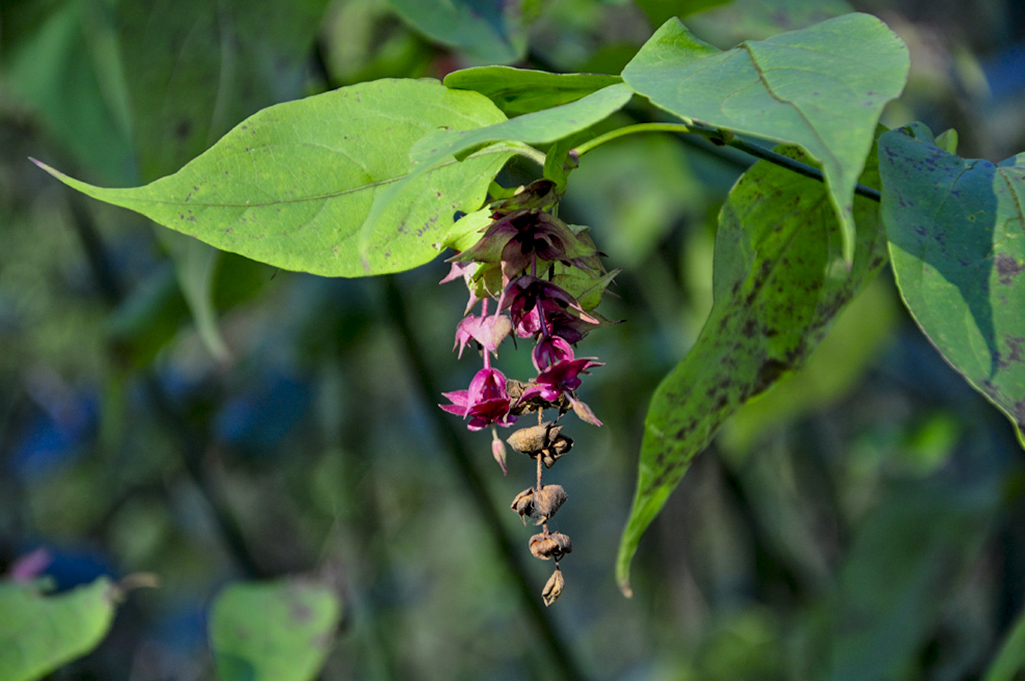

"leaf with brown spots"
[616,141,888,596]
[879,122,1025,446]
[209,578,342,681]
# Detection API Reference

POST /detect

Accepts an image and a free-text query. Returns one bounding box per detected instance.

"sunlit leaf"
[444,66,622,116]
[209,578,343,681]
[879,123,1025,446]
[410,83,634,164]
[622,13,908,261]
[616,144,888,595]
[0,578,117,681]
[34,79,512,277]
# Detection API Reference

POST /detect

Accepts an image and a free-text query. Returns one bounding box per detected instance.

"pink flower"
[500,276,600,341]
[532,335,575,372]
[440,368,517,431]
[523,357,604,403]
[454,313,512,359]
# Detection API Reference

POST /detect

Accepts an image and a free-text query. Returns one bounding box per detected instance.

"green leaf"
[209,578,343,681]
[879,123,1025,445]
[719,274,898,456]
[440,207,492,252]
[985,603,1025,681]
[410,83,635,164]
[0,578,117,681]
[616,144,888,596]
[622,13,908,262]
[34,79,513,277]
[444,66,623,117]
[384,0,527,64]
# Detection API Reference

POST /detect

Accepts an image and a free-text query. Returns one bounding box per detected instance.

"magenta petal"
[455,314,512,358]
[439,390,471,417]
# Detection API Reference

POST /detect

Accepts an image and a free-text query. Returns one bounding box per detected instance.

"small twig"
[572,121,881,202]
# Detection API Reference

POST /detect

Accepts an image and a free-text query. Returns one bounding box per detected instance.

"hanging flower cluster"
[439,179,618,606]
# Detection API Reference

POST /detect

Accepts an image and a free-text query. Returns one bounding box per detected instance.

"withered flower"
[510,485,567,525]
[529,532,572,560]
[542,568,565,606]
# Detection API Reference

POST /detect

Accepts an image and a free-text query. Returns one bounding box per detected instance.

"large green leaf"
[718,274,898,455]
[879,123,1025,445]
[0,578,117,681]
[209,578,343,681]
[444,66,623,117]
[358,83,633,241]
[616,144,888,595]
[385,0,528,64]
[621,13,908,262]
[34,79,513,277]
[410,83,634,164]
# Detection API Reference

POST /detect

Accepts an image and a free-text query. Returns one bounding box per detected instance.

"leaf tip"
[29,156,58,177]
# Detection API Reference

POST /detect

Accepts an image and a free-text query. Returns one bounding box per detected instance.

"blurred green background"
[2,0,1025,679]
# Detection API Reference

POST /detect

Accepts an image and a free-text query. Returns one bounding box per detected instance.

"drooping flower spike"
[438,178,618,605]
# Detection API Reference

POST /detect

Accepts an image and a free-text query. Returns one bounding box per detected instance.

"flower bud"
[542,568,565,606]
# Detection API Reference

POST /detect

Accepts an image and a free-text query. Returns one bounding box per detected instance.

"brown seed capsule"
[542,568,565,607]
[529,532,572,560]
[532,485,567,520]
[539,433,573,468]
[507,423,553,454]
[510,485,567,525]
[510,488,536,525]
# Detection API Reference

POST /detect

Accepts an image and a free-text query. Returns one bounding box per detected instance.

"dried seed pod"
[510,485,567,525]
[539,432,573,468]
[542,568,565,606]
[532,485,567,520]
[510,488,536,525]
[529,532,572,560]
[507,423,551,454]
